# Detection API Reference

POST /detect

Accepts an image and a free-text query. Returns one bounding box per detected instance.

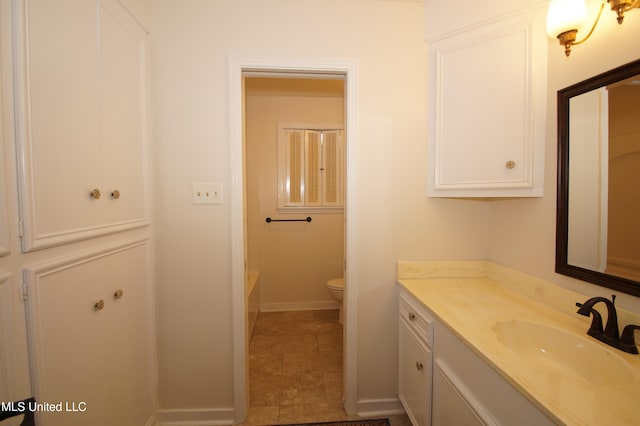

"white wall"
[150,0,490,416]
[488,3,640,312]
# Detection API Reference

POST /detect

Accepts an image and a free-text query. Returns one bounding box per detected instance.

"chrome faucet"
[576,295,639,354]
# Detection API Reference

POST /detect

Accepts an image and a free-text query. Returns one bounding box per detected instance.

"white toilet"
[326,277,344,324]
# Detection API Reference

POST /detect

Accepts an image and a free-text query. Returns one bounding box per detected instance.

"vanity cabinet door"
[432,360,489,426]
[426,4,547,197]
[399,320,432,426]
[13,0,149,251]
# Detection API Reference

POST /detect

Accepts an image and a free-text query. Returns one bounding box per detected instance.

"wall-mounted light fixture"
[547,0,640,56]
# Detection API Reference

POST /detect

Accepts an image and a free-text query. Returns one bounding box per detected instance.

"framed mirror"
[556,59,640,297]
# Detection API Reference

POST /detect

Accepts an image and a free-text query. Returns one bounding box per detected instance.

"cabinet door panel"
[99,0,149,226]
[427,5,547,197]
[437,31,526,186]
[105,243,155,425]
[25,253,112,425]
[399,320,432,426]
[19,0,103,238]
[14,0,149,251]
[25,240,155,426]
[432,360,489,426]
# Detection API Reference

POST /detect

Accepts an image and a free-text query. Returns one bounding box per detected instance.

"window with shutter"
[278,123,344,210]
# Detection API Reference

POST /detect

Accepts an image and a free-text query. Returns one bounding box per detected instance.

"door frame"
[229,56,358,422]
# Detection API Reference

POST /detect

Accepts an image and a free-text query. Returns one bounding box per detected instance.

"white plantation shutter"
[283,129,304,206]
[322,130,343,206]
[305,131,322,206]
[278,125,344,209]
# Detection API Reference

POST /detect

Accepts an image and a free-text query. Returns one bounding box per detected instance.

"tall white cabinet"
[0,0,155,424]
[425,1,547,197]
[13,0,149,251]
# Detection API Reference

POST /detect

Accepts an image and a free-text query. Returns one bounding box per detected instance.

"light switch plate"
[192,183,223,204]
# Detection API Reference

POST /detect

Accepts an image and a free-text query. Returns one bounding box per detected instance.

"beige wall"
[245,90,344,310]
[151,0,490,414]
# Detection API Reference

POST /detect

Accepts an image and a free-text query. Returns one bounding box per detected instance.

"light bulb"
[546,0,588,38]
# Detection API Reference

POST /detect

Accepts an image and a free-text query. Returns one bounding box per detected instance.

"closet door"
[25,251,112,425]
[99,0,149,227]
[15,0,104,248]
[13,0,149,251]
[106,242,155,425]
[24,240,156,426]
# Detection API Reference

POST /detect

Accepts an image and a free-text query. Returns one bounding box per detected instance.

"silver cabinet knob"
[94,300,105,310]
[114,289,124,299]
[505,160,516,169]
[111,190,121,199]
[90,189,101,199]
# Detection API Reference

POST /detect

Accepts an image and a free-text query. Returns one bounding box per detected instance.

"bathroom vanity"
[398,261,640,426]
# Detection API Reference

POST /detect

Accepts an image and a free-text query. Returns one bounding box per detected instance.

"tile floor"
[241,309,411,426]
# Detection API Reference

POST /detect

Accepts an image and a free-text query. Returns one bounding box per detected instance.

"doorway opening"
[229,58,358,423]
[245,74,344,422]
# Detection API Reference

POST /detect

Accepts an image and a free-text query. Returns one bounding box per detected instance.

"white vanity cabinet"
[399,287,554,426]
[13,0,149,251]
[425,2,547,197]
[24,240,156,426]
[398,291,434,426]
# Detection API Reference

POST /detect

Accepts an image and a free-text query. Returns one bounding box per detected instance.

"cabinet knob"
[90,189,101,199]
[416,361,423,371]
[408,312,416,321]
[505,160,516,169]
[111,190,121,199]
[114,289,124,299]
[94,299,105,310]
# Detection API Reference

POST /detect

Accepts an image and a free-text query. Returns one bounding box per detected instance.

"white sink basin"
[493,320,634,386]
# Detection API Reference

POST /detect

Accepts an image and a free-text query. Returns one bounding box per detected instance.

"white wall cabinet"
[425,3,547,197]
[24,240,156,426]
[13,0,149,251]
[399,288,554,426]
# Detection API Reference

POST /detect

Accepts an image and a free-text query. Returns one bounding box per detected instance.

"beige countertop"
[398,262,640,425]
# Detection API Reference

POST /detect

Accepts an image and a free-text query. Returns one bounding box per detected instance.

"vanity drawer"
[400,291,435,348]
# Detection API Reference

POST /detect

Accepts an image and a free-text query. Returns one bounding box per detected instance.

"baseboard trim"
[157,408,235,426]
[356,398,405,418]
[260,300,339,312]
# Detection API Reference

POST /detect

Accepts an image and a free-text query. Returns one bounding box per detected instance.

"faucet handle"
[619,325,640,355]
[576,302,604,335]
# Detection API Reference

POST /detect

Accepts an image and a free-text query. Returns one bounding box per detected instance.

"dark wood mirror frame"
[556,58,640,297]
